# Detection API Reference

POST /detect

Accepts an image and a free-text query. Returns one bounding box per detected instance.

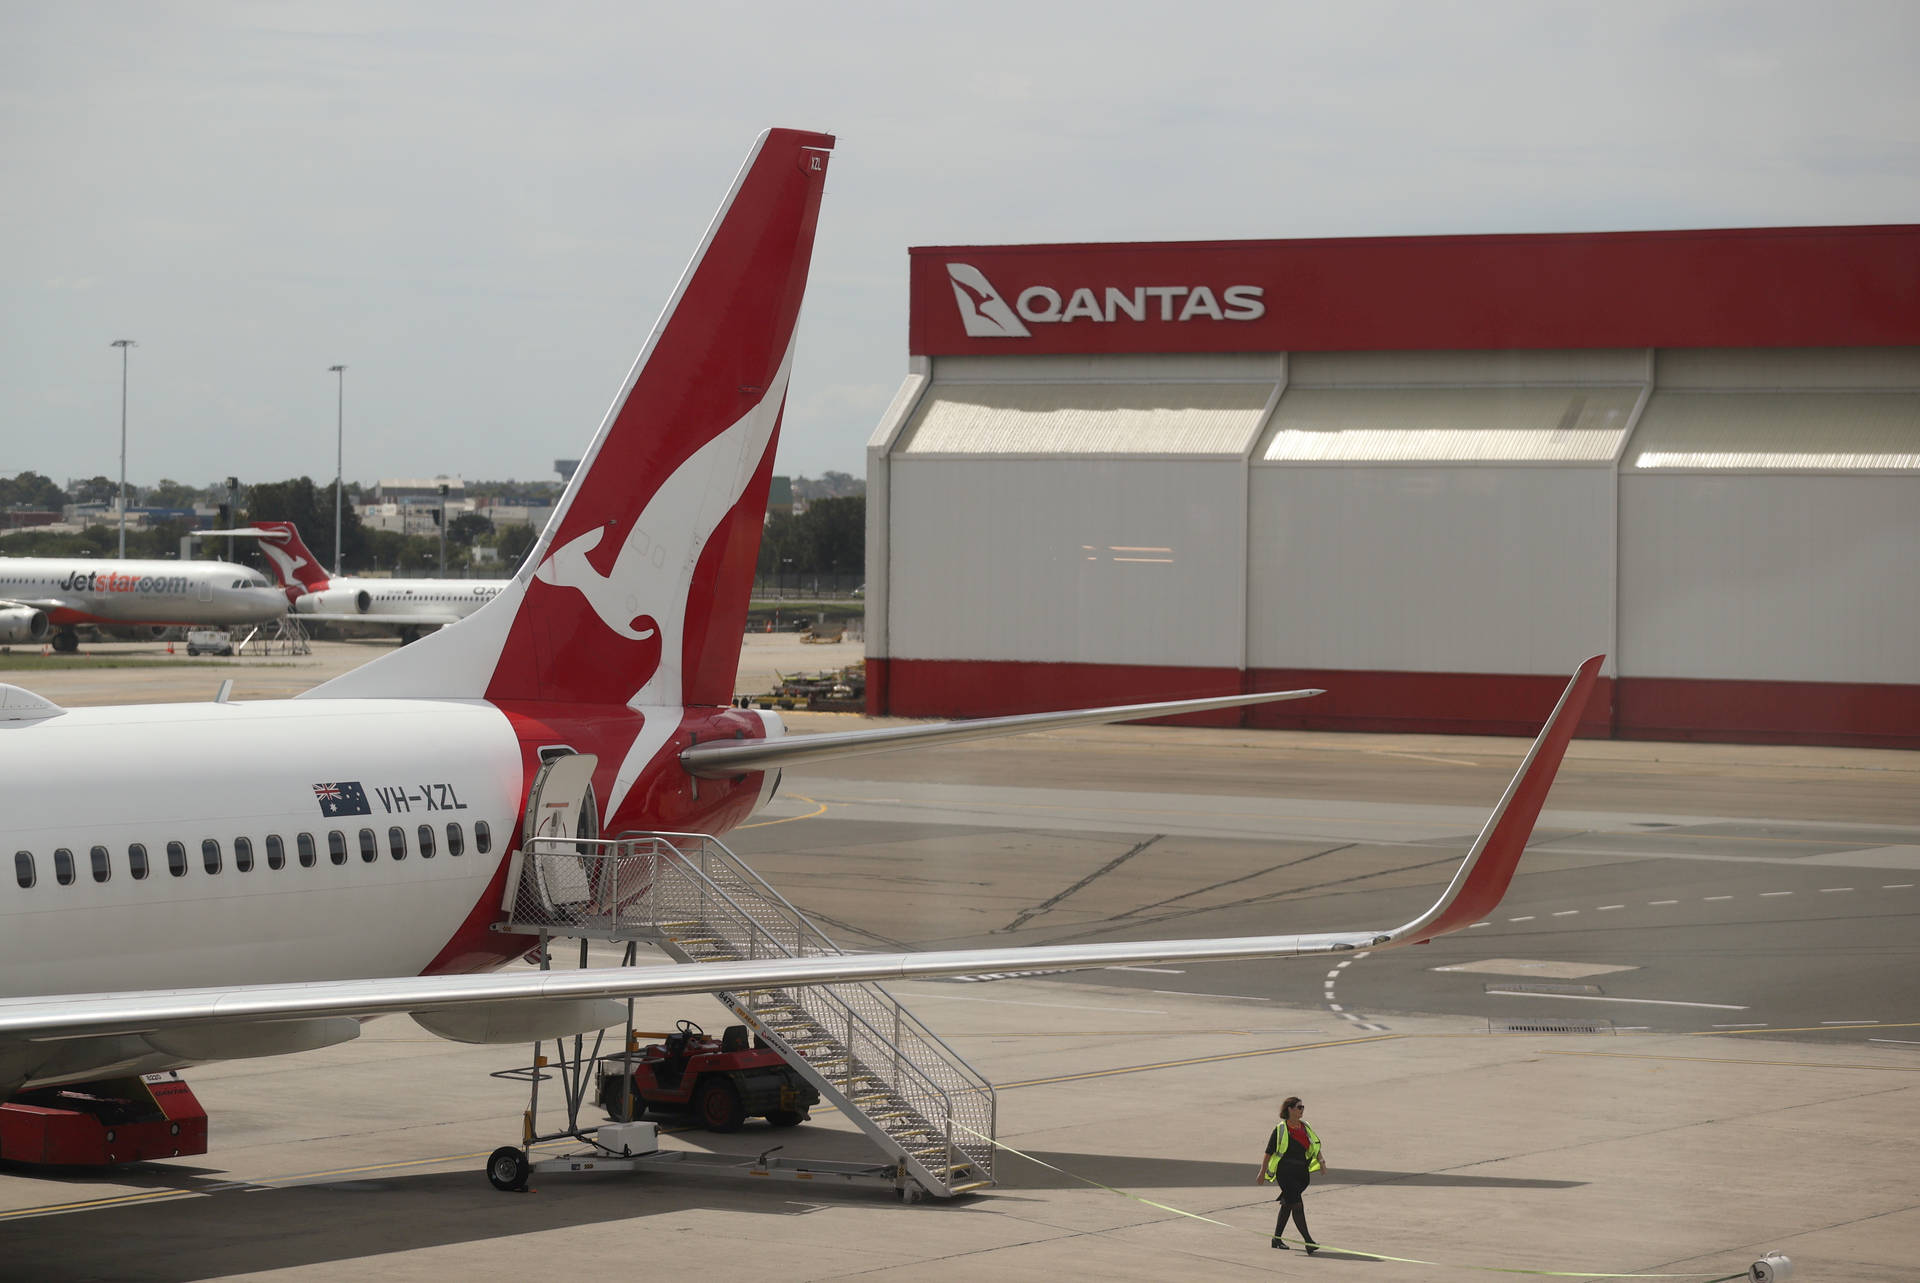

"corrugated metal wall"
[1247,466,1613,676]
[1618,474,1916,684]
[886,457,1248,668]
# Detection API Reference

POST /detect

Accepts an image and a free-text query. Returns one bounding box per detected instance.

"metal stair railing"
[508,833,995,1196]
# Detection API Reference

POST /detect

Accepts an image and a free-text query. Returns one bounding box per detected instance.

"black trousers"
[1273,1162,1314,1245]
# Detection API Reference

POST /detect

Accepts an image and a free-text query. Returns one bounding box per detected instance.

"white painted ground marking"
[1597,905,1624,911]
[1713,1023,1768,1028]
[1820,887,1855,893]
[1885,884,1914,889]
[1326,970,1341,979]
[1705,895,1733,901]
[1821,1020,1879,1026]
[1552,910,1580,917]
[1336,960,1352,969]
[1761,891,1794,897]
[1354,951,1372,959]
[1103,966,1185,974]
[1469,921,1490,928]
[1486,992,1749,1010]
[1509,915,1535,922]
[1649,899,1679,906]
[1328,1003,1344,1012]
[1869,1038,1920,1046]
[916,994,1168,1015]
[1149,990,1272,1003]
[1433,959,1637,979]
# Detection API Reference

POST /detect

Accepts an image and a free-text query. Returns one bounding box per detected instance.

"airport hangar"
[863,224,1920,749]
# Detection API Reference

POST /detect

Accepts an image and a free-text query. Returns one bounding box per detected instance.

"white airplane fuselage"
[291,577,509,626]
[0,558,286,630]
[1,696,777,1004]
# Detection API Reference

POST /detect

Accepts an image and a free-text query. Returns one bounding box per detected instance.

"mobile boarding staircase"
[498,833,996,1201]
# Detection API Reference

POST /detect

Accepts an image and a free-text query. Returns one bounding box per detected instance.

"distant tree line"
[758,494,863,577]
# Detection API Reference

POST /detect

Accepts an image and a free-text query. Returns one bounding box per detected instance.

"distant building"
[374,477,465,503]
[555,459,580,483]
[766,475,793,519]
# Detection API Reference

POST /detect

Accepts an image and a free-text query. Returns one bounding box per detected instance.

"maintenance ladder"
[503,832,995,1199]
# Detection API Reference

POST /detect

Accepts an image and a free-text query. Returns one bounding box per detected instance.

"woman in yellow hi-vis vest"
[1255,1096,1323,1251]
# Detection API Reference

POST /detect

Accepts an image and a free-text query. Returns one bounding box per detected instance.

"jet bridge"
[492,831,996,1202]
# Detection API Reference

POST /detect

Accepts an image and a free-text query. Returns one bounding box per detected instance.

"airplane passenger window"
[90,845,111,883]
[266,835,285,870]
[475,820,491,854]
[168,841,187,877]
[54,848,74,886]
[297,833,316,868]
[417,824,436,858]
[329,830,348,865]
[234,836,254,873]
[14,851,33,889]
[129,843,148,880]
[358,828,377,863]
[446,823,464,857]
[202,839,222,874]
[388,826,407,860]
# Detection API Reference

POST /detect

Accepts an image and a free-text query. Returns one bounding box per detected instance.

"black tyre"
[766,1109,805,1128]
[601,1080,642,1122]
[696,1078,746,1132]
[486,1145,530,1192]
[52,632,78,654]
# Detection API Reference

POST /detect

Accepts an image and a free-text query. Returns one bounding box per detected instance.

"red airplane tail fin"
[251,521,332,602]
[304,129,833,708]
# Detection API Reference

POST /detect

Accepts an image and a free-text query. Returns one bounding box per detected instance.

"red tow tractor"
[597,1019,818,1132]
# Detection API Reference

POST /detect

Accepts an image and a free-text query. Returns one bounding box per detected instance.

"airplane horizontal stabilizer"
[680,687,1325,777]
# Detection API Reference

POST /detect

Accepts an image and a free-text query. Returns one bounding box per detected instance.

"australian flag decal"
[313,781,372,818]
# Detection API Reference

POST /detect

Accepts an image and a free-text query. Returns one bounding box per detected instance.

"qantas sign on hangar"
[863,227,1920,748]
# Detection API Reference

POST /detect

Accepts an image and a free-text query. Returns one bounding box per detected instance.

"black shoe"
[1271,1237,1290,1249]
[1304,1244,1319,1255]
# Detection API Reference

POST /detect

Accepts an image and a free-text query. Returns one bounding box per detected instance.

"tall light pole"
[111,339,136,557]
[329,364,346,575]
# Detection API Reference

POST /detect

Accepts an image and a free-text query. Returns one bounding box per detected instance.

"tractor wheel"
[696,1079,746,1132]
[766,1109,805,1128]
[600,1082,641,1122]
[486,1146,530,1192]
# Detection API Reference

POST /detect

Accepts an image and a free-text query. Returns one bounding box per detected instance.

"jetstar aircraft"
[0,555,285,652]
[249,521,511,645]
[0,130,1602,1150]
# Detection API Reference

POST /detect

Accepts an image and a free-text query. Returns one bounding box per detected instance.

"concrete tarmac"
[1,640,1915,1281]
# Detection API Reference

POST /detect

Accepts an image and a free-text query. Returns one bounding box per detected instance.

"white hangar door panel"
[1246,465,1613,675]
[1618,474,1919,684]
[887,457,1246,668]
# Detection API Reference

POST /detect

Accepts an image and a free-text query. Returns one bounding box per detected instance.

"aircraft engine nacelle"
[354,589,372,614]
[0,606,49,644]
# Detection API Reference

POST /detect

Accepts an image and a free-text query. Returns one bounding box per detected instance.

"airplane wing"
[0,658,1601,1046]
[681,687,1326,777]
[1,594,72,613]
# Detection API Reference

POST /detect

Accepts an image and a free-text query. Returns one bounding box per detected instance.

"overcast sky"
[3,2,1915,490]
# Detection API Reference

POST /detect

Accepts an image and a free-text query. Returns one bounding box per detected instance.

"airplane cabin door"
[517,751,599,915]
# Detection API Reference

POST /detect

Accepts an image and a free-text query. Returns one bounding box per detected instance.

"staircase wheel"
[766,1109,805,1128]
[696,1078,746,1132]
[486,1146,530,1192]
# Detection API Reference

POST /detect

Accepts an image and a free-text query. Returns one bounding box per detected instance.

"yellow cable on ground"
[953,1122,1738,1279]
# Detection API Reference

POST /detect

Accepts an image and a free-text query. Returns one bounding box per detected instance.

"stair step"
[946,1180,993,1195]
